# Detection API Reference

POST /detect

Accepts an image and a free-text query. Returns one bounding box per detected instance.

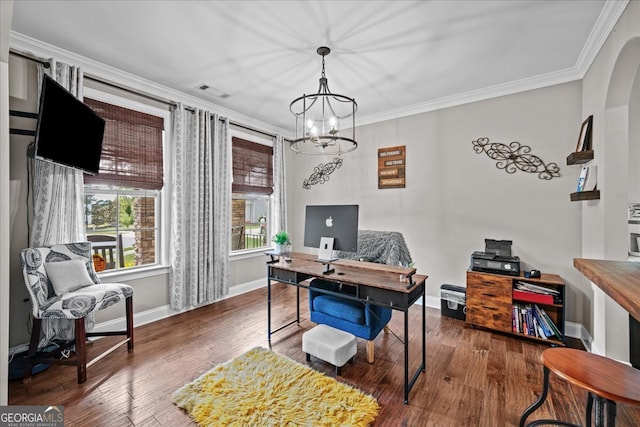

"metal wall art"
[472,137,560,180]
[303,157,343,189]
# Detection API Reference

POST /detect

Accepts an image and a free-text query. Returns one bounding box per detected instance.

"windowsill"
[97,264,170,282]
[230,248,271,261]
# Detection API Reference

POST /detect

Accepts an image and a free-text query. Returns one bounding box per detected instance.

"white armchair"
[20,242,134,384]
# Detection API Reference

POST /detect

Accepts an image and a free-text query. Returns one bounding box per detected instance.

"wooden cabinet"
[466,270,566,346]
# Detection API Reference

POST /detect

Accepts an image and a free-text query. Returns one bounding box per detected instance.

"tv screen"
[34,74,105,175]
[304,204,359,253]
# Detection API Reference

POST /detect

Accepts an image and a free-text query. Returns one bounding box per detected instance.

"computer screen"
[303,205,359,253]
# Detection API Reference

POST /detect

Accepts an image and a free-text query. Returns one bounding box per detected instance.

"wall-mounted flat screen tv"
[34,74,105,175]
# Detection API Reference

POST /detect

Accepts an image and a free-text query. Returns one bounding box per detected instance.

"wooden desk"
[266,252,427,404]
[574,258,640,369]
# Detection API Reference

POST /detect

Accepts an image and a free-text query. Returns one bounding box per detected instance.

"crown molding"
[9,32,289,137]
[574,0,629,77]
[356,66,582,127]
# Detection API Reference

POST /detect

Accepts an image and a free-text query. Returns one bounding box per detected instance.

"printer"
[470,239,520,276]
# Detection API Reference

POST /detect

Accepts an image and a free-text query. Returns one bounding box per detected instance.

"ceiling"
[10,1,619,135]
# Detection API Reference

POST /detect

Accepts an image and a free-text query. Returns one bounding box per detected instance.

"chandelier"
[289,47,358,155]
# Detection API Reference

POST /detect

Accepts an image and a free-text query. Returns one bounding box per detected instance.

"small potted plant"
[272,230,291,254]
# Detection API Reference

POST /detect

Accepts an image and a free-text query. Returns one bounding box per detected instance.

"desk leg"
[297,286,300,324]
[403,284,427,405]
[422,285,426,372]
[404,308,409,404]
[267,276,272,342]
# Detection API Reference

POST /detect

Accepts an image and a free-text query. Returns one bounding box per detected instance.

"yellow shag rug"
[172,346,379,426]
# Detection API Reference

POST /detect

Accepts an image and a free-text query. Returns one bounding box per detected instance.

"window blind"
[84,98,164,190]
[232,137,273,195]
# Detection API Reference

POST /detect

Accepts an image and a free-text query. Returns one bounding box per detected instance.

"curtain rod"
[9,49,50,68]
[85,74,176,107]
[85,77,280,139]
[228,121,278,139]
[10,48,281,140]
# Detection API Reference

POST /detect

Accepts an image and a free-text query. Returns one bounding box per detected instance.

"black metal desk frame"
[266,253,426,404]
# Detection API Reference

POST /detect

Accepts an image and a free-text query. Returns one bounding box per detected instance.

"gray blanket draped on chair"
[334,230,412,266]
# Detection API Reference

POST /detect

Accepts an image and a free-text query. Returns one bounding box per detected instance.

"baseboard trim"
[92,278,266,334]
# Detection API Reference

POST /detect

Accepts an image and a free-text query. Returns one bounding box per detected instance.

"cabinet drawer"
[466,272,512,303]
[466,298,512,332]
[465,282,511,303]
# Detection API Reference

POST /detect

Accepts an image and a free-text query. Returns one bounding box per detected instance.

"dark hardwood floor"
[9,283,640,426]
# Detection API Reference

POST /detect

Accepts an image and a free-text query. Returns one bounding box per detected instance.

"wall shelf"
[566,150,594,165]
[570,190,600,201]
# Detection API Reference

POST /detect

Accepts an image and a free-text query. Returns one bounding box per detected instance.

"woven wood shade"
[232,137,273,195]
[84,98,164,190]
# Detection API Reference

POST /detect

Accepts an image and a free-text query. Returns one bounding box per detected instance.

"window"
[231,135,273,252]
[83,95,166,272]
[84,189,158,270]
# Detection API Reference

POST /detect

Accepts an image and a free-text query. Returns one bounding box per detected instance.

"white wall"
[0,0,14,407]
[581,0,640,361]
[289,82,588,326]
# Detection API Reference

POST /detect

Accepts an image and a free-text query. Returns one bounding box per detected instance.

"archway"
[599,36,640,362]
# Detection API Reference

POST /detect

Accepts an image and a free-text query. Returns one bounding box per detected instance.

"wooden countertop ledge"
[574,258,640,321]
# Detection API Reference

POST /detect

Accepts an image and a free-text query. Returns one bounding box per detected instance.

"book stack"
[512,303,562,340]
[512,281,562,341]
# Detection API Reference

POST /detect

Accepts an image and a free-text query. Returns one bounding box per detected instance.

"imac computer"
[304,204,359,273]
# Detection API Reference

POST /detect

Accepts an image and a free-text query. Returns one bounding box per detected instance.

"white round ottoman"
[302,324,357,375]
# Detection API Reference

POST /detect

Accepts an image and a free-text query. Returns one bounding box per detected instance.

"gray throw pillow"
[44,258,94,296]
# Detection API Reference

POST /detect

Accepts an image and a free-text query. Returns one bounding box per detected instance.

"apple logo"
[325,216,333,227]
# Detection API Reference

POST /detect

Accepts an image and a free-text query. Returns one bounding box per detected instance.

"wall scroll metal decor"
[472,137,560,180]
[303,157,343,189]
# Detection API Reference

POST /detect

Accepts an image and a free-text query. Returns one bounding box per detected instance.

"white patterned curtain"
[170,104,231,310]
[271,134,288,237]
[32,61,86,247]
[32,60,89,348]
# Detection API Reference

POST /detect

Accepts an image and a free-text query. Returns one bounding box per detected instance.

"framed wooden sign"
[378,145,406,189]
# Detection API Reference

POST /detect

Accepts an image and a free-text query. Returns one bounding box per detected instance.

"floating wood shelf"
[566,150,594,165]
[570,190,600,201]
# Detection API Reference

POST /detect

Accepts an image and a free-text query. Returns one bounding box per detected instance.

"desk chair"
[520,347,640,427]
[308,230,412,363]
[20,242,134,384]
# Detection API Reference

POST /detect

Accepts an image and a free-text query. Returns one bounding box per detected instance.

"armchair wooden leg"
[126,296,134,352]
[367,340,375,363]
[384,326,390,334]
[23,318,42,383]
[75,318,87,384]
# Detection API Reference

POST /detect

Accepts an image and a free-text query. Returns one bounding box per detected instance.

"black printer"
[470,239,520,276]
